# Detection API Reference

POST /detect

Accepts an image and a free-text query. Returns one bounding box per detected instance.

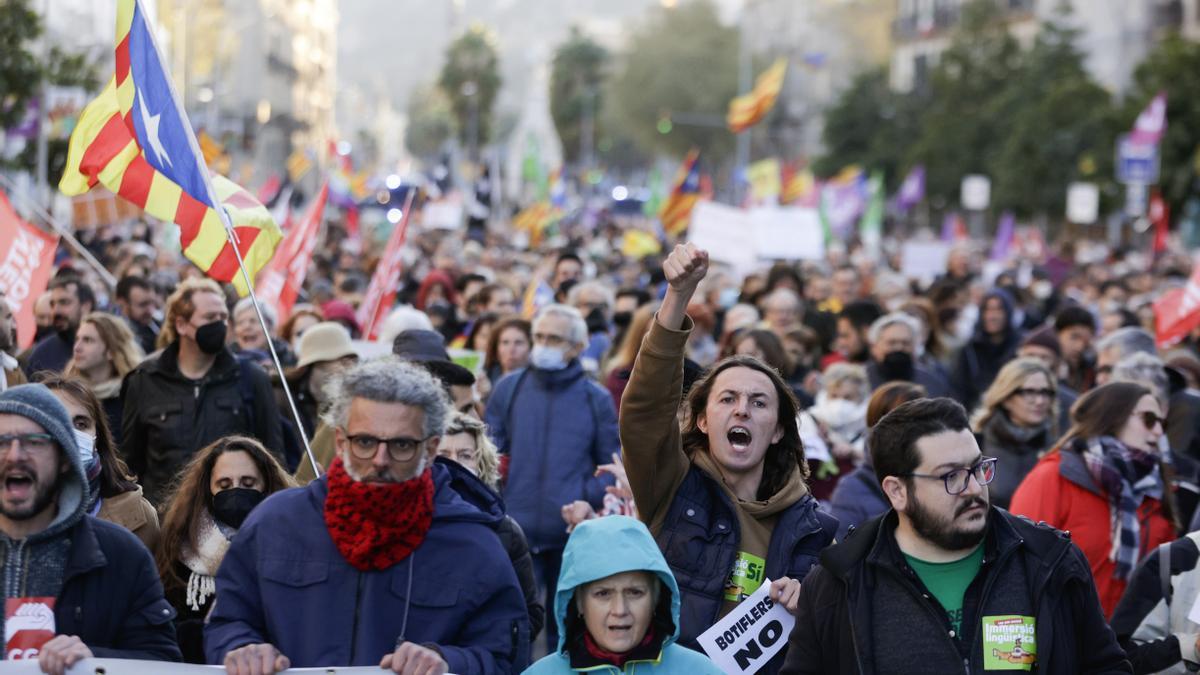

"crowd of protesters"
[1,202,1199,675]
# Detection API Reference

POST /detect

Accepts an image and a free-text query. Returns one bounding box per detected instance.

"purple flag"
[1130,92,1167,146]
[821,172,868,239]
[892,165,925,213]
[990,211,1016,261]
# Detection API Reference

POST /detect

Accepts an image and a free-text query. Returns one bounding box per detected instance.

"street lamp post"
[461,80,479,162]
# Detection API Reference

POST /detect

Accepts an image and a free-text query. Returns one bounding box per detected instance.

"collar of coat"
[819,507,1073,585]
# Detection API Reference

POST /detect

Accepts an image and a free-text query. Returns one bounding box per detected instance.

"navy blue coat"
[826,463,889,542]
[204,462,530,674]
[485,362,619,551]
[55,516,182,661]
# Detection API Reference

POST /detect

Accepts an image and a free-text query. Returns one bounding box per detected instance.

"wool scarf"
[1078,436,1162,581]
[323,457,434,571]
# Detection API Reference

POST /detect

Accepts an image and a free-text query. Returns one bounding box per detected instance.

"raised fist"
[663,243,710,293]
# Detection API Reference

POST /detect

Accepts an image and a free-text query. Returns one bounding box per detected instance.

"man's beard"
[343,452,427,484]
[0,465,62,522]
[905,489,989,552]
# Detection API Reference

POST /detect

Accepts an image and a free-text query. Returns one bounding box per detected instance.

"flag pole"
[132,0,320,477]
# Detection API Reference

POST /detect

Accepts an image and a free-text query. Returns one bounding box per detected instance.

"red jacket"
[1009,448,1175,618]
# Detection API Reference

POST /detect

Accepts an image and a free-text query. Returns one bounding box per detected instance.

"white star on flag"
[137,89,173,169]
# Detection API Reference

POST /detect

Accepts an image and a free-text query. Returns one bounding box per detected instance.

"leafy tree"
[608,0,739,160]
[906,0,1023,205]
[550,27,608,168]
[988,6,1116,218]
[1125,34,1200,216]
[405,83,456,162]
[814,66,924,189]
[0,0,42,131]
[437,26,501,151]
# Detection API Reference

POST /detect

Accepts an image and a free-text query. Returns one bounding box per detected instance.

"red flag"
[1154,262,1200,349]
[0,193,59,349]
[1150,190,1169,256]
[257,182,328,323]
[357,190,417,341]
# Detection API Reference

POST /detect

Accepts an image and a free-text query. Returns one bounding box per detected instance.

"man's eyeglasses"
[902,457,998,495]
[1137,411,1166,431]
[1014,387,1055,400]
[343,431,428,462]
[0,433,55,454]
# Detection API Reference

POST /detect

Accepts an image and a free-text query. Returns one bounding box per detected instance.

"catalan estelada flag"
[659,149,702,237]
[727,58,788,134]
[59,0,280,295]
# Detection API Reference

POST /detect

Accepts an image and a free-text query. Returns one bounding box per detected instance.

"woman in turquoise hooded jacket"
[524,516,723,674]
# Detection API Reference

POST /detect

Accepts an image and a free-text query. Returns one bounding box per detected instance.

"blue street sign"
[1116,134,1159,184]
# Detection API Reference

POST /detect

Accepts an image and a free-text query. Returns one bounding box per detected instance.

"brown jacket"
[293,422,336,484]
[2,359,26,391]
[97,487,161,552]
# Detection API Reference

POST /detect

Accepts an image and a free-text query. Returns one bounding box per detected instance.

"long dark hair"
[682,355,806,499]
[40,375,138,498]
[155,435,295,593]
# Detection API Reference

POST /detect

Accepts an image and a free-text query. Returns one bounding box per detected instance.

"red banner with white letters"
[1155,261,1200,349]
[257,182,327,323]
[0,192,59,349]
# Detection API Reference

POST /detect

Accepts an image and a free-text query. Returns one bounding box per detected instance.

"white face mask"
[72,428,96,463]
[810,393,868,438]
[530,344,568,371]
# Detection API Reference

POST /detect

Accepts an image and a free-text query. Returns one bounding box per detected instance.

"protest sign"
[697,577,795,674]
[688,202,758,278]
[900,241,951,286]
[0,193,59,349]
[749,207,825,262]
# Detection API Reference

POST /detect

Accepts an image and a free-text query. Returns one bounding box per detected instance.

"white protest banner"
[687,201,758,278]
[423,199,464,230]
[697,577,794,674]
[900,241,951,286]
[749,207,825,262]
[0,659,422,673]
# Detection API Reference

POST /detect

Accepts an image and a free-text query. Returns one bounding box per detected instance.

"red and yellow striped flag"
[727,58,788,134]
[59,0,280,296]
[659,149,702,237]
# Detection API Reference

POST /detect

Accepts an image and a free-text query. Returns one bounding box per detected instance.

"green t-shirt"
[903,545,984,636]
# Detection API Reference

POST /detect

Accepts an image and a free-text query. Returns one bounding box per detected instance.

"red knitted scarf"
[323,457,434,571]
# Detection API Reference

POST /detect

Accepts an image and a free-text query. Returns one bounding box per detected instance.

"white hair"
[323,356,450,438]
[234,297,277,331]
[534,304,589,348]
[567,281,615,309]
[867,312,921,346]
[1097,327,1156,361]
[375,305,435,347]
[1112,351,1170,407]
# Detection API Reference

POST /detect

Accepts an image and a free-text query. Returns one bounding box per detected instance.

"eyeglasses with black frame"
[902,457,998,495]
[342,430,429,462]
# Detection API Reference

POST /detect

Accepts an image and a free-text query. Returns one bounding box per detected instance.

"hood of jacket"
[972,288,1019,346]
[433,456,507,523]
[552,515,681,656]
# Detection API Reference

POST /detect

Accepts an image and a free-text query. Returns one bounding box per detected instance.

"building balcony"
[893,0,1035,41]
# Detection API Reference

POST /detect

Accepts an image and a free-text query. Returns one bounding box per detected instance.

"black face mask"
[585,307,609,335]
[878,350,915,382]
[194,320,227,355]
[211,487,265,529]
[612,311,633,330]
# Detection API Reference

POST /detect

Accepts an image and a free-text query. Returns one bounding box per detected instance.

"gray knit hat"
[0,384,78,459]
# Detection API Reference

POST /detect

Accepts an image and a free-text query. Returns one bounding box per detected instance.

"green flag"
[643,167,664,217]
[859,170,884,255]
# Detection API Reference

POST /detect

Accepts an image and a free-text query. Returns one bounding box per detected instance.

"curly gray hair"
[323,356,451,438]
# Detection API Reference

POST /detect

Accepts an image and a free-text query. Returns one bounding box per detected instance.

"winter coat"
[826,462,889,542]
[976,411,1054,509]
[620,317,836,673]
[439,457,545,641]
[204,461,531,673]
[950,289,1022,411]
[54,517,182,661]
[780,509,1132,675]
[485,361,620,551]
[1110,531,1200,674]
[1009,448,1176,618]
[524,516,723,675]
[96,486,160,552]
[23,333,73,378]
[120,342,284,505]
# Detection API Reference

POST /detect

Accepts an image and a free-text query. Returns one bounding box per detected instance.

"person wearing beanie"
[1018,326,1079,433]
[0,384,181,673]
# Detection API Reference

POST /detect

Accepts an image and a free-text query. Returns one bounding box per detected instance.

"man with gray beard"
[206,357,529,675]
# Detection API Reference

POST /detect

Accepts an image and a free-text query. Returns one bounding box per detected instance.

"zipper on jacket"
[349,571,364,663]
